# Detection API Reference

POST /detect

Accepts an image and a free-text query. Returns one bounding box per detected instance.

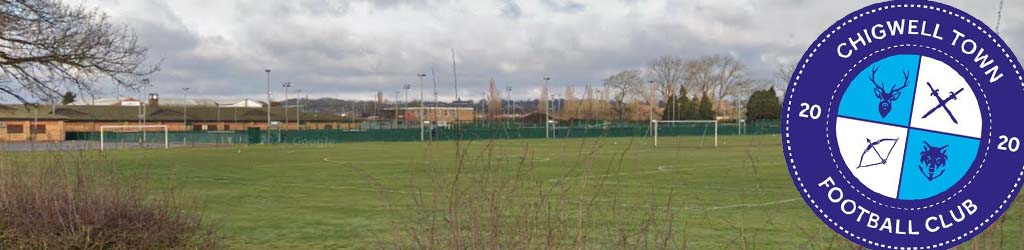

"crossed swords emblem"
[921,82,964,124]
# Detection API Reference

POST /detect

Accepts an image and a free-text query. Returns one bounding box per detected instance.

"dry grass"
[0,150,219,250]
[378,135,684,249]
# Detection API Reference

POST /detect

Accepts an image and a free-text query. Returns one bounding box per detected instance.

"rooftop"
[0,105,350,122]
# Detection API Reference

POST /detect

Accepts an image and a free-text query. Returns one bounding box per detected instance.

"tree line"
[601,55,782,122]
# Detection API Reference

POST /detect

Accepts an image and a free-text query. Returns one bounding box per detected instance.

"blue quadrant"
[897,129,979,200]
[838,54,921,127]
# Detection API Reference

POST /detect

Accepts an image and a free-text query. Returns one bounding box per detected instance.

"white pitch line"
[323,157,431,165]
[596,181,793,193]
[551,163,746,182]
[184,177,799,212]
[182,177,430,196]
[250,162,326,168]
[701,198,801,211]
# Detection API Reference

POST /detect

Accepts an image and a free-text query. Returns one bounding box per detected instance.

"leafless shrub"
[0,150,219,250]
[375,136,683,250]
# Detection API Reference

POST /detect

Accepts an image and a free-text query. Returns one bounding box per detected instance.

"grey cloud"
[541,0,585,13]
[72,0,1022,101]
[501,0,523,19]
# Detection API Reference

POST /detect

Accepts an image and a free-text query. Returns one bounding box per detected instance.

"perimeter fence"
[64,120,781,145]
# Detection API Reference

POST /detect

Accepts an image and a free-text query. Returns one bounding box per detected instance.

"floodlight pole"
[506,86,512,128]
[301,93,307,129]
[283,82,291,130]
[551,94,558,138]
[141,78,149,143]
[265,69,271,144]
[649,80,655,136]
[182,87,190,130]
[544,77,550,138]
[403,84,411,128]
[394,91,400,128]
[481,92,488,127]
[418,73,426,141]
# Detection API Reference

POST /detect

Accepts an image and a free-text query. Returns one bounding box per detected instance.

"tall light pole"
[544,77,550,138]
[141,78,149,142]
[393,91,400,128]
[301,93,307,129]
[482,92,488,127]
[182,87,190,130]
[282,81,291,129]
[418,73,426,141]
[403,84,411,128]
[505,86,512,128]
[648,80,655,122]
[295,89,302,129]
[648,80,656,137]
[216,103,221,130]
[551,94,558,138]
[264,69,271,143]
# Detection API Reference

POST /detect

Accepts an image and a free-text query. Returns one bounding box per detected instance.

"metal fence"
[65,120,781,145]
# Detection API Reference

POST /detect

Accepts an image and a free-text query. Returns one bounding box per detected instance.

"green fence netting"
[65,120,781,145]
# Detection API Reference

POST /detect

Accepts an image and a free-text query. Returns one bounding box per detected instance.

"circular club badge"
[782,1,1024,249]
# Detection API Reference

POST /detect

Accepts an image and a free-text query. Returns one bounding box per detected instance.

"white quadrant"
[836,117,908,198]
[910,56,982,138]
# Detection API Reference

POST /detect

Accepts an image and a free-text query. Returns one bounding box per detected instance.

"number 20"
[799,103,822,120]
[998,135,1020,152]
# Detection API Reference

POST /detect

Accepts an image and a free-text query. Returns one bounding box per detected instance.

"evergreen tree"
[661,94,676,120]
[744,87,782,121]
[698,92,715,120]
[674,87,693,120]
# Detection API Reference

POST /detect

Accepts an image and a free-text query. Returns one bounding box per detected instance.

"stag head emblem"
[869,66,910,118]
[918,141,949,181]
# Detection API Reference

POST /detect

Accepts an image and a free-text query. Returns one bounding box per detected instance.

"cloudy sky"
[70,0,1020,101]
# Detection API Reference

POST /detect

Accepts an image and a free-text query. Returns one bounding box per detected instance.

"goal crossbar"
[99,125,169,151]
[650,120,718,148]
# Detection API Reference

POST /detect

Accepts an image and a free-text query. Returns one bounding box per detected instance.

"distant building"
[72,95,267,108]
[224,99,265,108]
[0,94,353,142]
[392,107,475,123]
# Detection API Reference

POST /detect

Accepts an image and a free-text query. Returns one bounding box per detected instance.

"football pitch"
[94,135,1022,249]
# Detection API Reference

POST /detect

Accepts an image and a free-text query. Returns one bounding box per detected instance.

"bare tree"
[562,85,576,119]
[603,70,643,120]
[774,62,796,90]
[683,56,716,97]
[598,85,609,120]
[648,55,686,102]
[683,55,754,114]
[487,79,501,120]
[582,85,594,120]
[0,0,159,103]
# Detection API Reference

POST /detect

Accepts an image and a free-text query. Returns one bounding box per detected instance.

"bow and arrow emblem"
[857,137,900,168]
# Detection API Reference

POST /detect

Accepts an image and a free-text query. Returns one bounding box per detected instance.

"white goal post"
[99,125,169,151]
[651,120,718,148]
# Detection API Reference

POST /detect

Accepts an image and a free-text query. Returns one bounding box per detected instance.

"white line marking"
[551,164,746,182]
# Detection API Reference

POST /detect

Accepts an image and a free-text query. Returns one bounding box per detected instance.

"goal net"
[99,125,169,151]
[651,120,718,148]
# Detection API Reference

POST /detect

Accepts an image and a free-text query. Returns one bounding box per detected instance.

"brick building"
[0,103,354,142]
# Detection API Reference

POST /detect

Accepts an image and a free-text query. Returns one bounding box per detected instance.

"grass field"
[50,135,1024,249]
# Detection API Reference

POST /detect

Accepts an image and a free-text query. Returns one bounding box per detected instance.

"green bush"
[745,87,782,122]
